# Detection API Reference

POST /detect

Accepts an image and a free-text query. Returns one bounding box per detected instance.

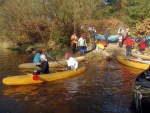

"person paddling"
[65,53,78,71]
[33,49,43,63]
[36,54,50,74]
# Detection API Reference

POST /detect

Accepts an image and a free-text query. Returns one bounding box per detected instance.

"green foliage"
[48,49,65,59]
[0,0,150,49]
[50,30,70,46]
[124,0,150,26]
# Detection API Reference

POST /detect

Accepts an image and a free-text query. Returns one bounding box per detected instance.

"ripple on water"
[0,50,146,113]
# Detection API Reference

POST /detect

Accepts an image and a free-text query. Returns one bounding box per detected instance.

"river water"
[0,49,148,113]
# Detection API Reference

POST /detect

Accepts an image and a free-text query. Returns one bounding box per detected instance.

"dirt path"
[85,42,125,60]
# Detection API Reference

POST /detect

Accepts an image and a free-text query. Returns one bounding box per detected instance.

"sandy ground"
[85,42,125,60]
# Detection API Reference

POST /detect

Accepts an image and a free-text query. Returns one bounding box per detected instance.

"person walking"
[104,28,111,46]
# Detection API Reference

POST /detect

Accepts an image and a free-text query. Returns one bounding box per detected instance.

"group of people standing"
[117,27,133,56]
[70,26,97,56]
[70,33,87,56]
[117,27,150,56]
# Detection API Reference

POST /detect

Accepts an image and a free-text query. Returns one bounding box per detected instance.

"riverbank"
[81,42,125,62]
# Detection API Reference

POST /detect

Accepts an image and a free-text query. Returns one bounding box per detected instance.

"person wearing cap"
[65,53,78,71]
[78,34,87,56]
[33,49,43,63]
[36,54,50,74]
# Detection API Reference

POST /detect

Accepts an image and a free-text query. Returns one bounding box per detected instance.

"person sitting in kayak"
[33,49,43,63]
[65,53,78,71]
[36,54,50,74]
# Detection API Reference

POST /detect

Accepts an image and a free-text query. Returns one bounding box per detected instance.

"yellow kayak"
[123,48,150,60]
[117,56,149,70]
[3,66,86,85]
[18,56,85,69]
[96,43,104,50]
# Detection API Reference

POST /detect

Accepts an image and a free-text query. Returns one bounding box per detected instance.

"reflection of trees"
[3,85,39,95]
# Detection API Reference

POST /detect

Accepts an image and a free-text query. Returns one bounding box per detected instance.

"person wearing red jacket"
[139,38,146,54]
[124,35,134,56]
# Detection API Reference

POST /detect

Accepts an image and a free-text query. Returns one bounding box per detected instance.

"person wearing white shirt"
[65,53,78,71]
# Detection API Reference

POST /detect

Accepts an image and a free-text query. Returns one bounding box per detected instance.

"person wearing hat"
[78,34,87,56]
[36,54,50,74]
[65,53,78,71]
[33,49,43,63]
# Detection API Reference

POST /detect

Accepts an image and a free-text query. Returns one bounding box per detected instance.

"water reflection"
[3,85,39,95]
[64,78,79,94]
[0,49,148,113]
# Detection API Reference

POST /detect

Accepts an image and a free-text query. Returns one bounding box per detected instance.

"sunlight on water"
[0,49,147,113]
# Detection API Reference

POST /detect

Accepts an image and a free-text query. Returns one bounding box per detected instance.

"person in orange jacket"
[124,35,134,56]
[70,33,78,54]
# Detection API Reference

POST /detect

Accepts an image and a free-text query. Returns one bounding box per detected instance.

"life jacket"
[139,41,146,50]
[124,37,134,46]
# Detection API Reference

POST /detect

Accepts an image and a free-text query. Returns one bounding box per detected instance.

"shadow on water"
[0,49,150,113]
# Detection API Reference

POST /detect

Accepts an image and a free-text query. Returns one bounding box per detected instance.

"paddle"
[46,53,66,68]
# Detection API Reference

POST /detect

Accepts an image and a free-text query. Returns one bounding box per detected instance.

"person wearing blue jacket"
[33,49,43,63]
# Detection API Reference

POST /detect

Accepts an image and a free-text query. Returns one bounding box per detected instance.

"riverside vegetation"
[0,0,150,58]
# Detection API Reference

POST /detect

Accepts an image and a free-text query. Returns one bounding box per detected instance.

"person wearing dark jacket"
[36,54,49,74]
[104,28,111,46]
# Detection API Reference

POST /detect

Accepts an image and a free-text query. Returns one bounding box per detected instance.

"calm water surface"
[0,49,147,113]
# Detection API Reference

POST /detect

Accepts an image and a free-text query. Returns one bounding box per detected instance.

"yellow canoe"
[3,66,86,85]
[18,56,85,69]
[117,56,149,70]
[132,53,150,60]
[123,48,150,60]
